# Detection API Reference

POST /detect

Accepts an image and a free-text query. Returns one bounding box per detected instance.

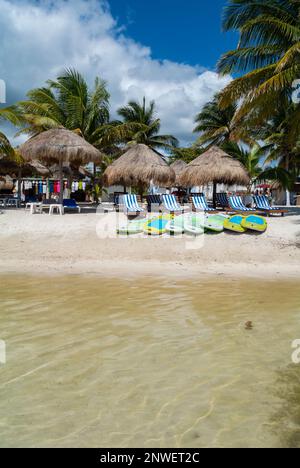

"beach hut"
[180,146,250,207]
[104,144,176,199]
[170,160,188,186]
[20,128,103,203]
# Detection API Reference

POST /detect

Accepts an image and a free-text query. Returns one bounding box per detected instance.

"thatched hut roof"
[180,146,250,187]
[49,163,93,179]
[20,128,103,164]
[170,160,188,185]
[104,144,176,187]
[0,158,50,177]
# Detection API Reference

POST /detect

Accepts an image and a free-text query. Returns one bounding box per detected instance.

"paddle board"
[224,215,247,233]
[144,215,172,236]
[241,215,267,233]
[204,214,228,233]
[117,218,147,235]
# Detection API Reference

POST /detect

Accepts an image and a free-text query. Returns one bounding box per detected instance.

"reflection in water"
[0,275,300,448]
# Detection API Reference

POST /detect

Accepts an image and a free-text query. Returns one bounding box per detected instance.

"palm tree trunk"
[18,167,22,204]
[59,158,63,205]
[285,155,291,207]
[212,183,217,208]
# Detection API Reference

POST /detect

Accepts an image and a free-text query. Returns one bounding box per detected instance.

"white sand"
[0,209,300,279]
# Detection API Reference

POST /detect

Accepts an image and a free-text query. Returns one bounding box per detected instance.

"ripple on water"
[0,275,300,448]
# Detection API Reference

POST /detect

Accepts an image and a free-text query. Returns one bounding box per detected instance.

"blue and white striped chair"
[122,194,145,215]
[146,194,161,212]
[229,196,256,213]
[162,194,184,213]
[216,193,229,209]
[192,194,217,212]
[253,195,286,217]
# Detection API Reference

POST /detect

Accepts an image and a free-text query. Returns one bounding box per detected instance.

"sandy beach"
[0,209,300,279]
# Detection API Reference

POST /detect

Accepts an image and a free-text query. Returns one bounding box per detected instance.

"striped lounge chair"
[146,195,161,212]
[253,195,287,217]
[162,194,184,214]
[192,194,218,213]
[123,194,145,216]
[216,193,229,209]
[228,196,256,213]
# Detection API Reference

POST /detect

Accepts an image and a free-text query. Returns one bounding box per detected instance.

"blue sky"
[0,0,234,145]
[109,0,237,68]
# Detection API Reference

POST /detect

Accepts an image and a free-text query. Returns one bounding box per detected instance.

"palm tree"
[100,97,178,150]
[218,0,300,127]
[170,146,204,164]
[194,95,239,147]
[0,106,22,157]
[18,68,110,148]
[223,141,293,193]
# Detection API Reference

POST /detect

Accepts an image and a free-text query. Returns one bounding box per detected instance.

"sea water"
[0,275,299,448]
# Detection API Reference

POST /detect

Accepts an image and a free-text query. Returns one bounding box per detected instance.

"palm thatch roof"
[20,128,103,164]
[0,158,50,177]
[104,144,176,187]
[170,160,188,185]
[180,146,250,187]
[49,164,93,179]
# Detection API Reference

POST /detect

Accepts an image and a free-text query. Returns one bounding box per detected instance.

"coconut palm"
[17,68,110,148]
[169,146,204,164]
[100,97,178,150]
[218,0,300,127]
[223,141,293,192]
[194,95,239,146]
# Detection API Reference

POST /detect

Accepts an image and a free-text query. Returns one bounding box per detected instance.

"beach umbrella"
[104,143,176,198]
[20,128,103,203]
[180,146,250,207]
[170,160,188,186]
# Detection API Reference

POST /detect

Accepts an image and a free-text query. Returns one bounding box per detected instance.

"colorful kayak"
[117,218,147,235]
[224,215,247,233]
[241,215,267,233]
[204,214,228,233]
[144,215,172,236]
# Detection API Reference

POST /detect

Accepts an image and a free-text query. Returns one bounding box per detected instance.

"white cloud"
[0,0,231,145]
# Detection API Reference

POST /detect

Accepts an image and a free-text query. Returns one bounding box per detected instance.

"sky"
[0,0,236,146]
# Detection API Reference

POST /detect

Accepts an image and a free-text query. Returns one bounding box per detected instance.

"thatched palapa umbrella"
[20,128,103,203]
[104,144,176,198]
[170,160,188,186]
[180,146,250,206]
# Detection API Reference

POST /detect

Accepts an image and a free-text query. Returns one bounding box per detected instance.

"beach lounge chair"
[63,199,81,213]
[216,193,229,209]
[192,194,218,213]
[123,194,145,216]
[228,196,257,213]
[253,195,287,217]
[162,194,185,214]
[146,195,161,212]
